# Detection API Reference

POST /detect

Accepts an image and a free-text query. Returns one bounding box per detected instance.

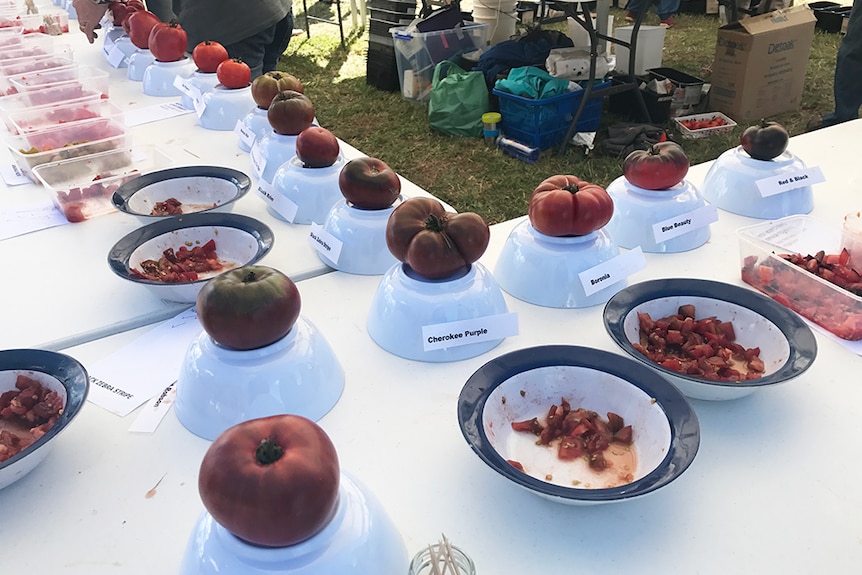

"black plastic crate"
[678,0,706,14]
[370,16,412,37]
[607,76,673,124]
[369,6,416,23]
[366,39,401,92]
[646,67,704,116]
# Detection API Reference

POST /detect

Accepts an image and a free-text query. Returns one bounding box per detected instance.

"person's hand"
[73,0,109,43]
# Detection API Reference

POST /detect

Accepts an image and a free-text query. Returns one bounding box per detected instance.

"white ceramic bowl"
[367,262,509,362]
[457,345,700,505]
[180,70,219,111]
[318,198,401,275]
[236,106,269,152]
[270,154,346,225]
[174,316,345,441]
[603,278,818,401]
[107,212,274,304]
[111,165,251,222]
[0,349,89,491]
[494,219,625,308]
[251,131,298,186]
[197,84,256,131]
[126,48,154,82]
[142,57,195,97]
[179,471,406,575]
[604,176,713,253]
[701,146,814,219]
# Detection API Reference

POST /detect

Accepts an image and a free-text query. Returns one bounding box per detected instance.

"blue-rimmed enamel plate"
[457,345,700,505]
[603,278,817,401]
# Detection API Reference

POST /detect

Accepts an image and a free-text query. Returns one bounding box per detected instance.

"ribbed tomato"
[528,175,614,236]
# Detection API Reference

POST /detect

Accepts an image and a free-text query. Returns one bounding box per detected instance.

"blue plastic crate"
[493,80,611,150]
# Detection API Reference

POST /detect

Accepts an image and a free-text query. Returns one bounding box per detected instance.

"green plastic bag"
[428,60,489,138]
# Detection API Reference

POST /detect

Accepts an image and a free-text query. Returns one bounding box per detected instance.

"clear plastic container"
[408,544,475,575]
[33,146,175,222]
[0,55,74,96]
[17,10,69,35]
[738,214,862,341]
[0,83,104,131]
[0,32,56,60]
[7,99,124,135]
[4,116,128,178]
[7,64,110,98]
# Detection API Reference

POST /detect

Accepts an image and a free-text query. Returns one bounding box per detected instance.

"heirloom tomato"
[198,414,341,547]
[216,58,251,89]
[622,141,690,190]
[191,40,229,74]
[386,197,490,280]
[740,120,789,161]
[196,265,301,351]
[528,175,614,237]
[148,20,188,62]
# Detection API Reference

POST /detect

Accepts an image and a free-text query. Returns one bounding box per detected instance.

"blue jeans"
[625,0,681,20]
[223,11,295,79]
[823,0,862,126]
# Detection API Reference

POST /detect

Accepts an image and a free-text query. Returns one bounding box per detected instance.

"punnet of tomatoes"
[674,112,737,139]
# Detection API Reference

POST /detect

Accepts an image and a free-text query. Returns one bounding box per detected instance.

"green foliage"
[281,6,840,224]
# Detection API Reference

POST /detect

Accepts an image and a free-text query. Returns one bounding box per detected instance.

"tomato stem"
[562,184,581,194]
[255,438,284,465]
[423,213,445,231]
[242,270,257,283]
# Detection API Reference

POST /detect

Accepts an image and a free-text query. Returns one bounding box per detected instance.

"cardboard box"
[708,6,816,121]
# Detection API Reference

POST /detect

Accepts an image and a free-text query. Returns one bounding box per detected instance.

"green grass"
[279,5,842,224]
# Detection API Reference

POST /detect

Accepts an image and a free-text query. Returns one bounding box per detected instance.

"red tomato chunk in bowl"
[131,238,225,283]
[634,305,765,381]
[509,398,635,487]
[0,374,64,463]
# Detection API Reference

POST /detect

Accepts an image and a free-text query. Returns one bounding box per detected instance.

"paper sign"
[652,204,719,243]
[250,142,266,177]
[308,222,343,264]
[128,382,176,433]
[172,75,200,100]
[422,312,519,352]
[87,307,201,417]
[0,202,69,241]
[756,166,825,198]
[105,43,128,68]
[1,162,33,186]
[235,120,256,149]
[255,179,299,221]
[578,247,647,297]
[123,102,194,127]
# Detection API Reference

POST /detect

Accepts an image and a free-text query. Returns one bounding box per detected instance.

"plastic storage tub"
[0,55,74,96]
[673,112,736,139]
[5,116,128,179]
[390,22,489,103]
[33,146,174,223]
[738,214,862,341]
[493,79,611,150]
[0,83,103,131]
[646,67,705,117]
[0,32,60,61]
[7,64,110,97]
[7,99,124,135]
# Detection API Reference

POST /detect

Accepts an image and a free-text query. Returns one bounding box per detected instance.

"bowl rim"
[110,165,252,218]
[106,212,274,286]
[0,349,89,471]
[603,278,818,389]
[457,345,700,503]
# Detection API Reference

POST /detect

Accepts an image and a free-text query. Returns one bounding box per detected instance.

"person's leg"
[823,0,862,126]
[261,11,294,75]
[625,0,647,21]
[657,0,680,25]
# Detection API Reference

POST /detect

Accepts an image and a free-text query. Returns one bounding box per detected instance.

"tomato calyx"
[242,270,258,284]
[255,438,285,465]
[561,184,580,195]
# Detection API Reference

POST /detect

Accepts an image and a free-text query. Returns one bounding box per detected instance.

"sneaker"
[660,17,676,27]
[625,12,635,22]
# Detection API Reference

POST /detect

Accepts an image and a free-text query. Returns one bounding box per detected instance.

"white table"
[0,31,439,351]
[2,121,861,573]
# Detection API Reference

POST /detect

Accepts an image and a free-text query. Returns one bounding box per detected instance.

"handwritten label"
[756,166,825,198]
[105,42,128,68]
[578,247,647,296]
[87,307,201,416]
[102,34,116,56]
[128,382,176,433]
[0,201,69,241]
[235,120,256,149]
[308,222,343,264]
[255,179,299,222]
[250,142,266,177]
[652,204,719,243]
[422,312,519,352]
[1,162,33,186]
[172,74,201,101]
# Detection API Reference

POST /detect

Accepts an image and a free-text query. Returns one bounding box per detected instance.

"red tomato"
[622,141,690,190]
[198,414,341,547]
[148,21,188,63]
[124,9,161,49]
[191,40,229,74]
[385,197,490,280]
[528,175,614,237]
[216,58,251,89]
